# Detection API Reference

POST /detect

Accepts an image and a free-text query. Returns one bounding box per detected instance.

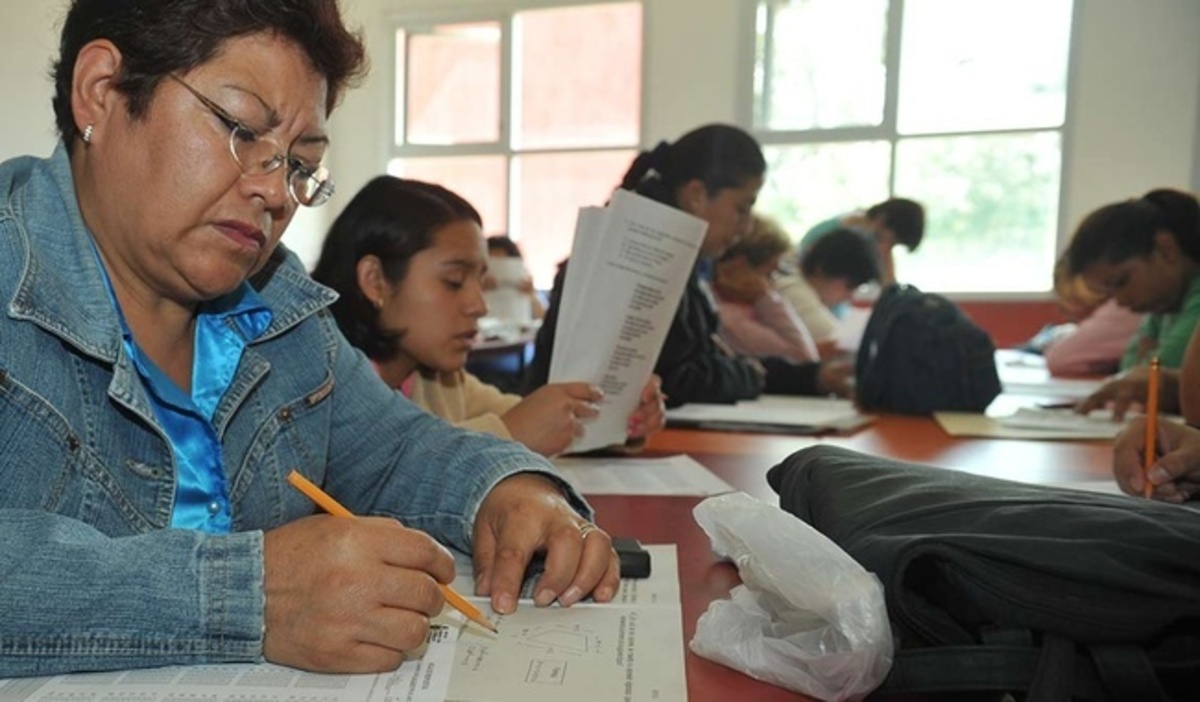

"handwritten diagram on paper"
[446,544,685,701]
[447,605,682,702]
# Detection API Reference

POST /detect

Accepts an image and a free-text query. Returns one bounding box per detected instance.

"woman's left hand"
[472,473,619,614]
[627,374,666,439]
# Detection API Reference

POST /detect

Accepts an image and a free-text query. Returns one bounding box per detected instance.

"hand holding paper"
[549,189,707,452]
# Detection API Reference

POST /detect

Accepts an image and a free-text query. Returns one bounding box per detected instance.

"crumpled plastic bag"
[689,492,893,701]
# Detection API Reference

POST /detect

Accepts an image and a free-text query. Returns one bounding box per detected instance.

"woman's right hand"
[262,515,455,672]
[502,382,603,456]
[1112,417,1200,501]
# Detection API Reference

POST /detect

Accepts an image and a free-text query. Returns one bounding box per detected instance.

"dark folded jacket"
[768,445,1200,701]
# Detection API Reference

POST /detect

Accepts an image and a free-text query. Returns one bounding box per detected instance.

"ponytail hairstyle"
[311,175,481,361]
[1066,188,1200,275]
[618,124,766,208]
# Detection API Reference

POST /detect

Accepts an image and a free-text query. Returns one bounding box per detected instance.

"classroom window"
[751,0,1074,294]
[389,2,642,288]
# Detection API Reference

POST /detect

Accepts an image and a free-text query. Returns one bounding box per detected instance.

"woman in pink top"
[712,215,820,362]
[1042,257,1143,376]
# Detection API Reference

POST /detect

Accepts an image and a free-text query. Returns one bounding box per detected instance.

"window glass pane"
[756,142,891,244]
[403,23,501,145]
[755,0,888,131]
[511,150,636,288]
[387,156,508,234]
[898,0,1072,134]
[893,132,1061,293]
[514,4,641,149]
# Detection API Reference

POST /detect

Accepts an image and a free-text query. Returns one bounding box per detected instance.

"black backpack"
[768,445,1200,701]
[855,284,1001,414]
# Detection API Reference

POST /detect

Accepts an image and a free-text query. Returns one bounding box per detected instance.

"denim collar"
[5,143,337,362]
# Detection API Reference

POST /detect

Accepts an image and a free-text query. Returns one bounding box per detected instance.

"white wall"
[3,0,1198,277]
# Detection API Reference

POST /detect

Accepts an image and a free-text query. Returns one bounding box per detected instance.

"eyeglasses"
[169,75,334,208]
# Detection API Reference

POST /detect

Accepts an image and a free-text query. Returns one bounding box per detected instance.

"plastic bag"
[689,492,893,701]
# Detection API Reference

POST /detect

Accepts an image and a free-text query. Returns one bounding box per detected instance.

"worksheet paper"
[665,395,872,434]
[552,453,734,496]
[0,547,686,702]
[549,189,707,452]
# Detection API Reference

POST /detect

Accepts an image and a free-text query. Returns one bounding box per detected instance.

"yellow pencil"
[285,470,499,634]
[1142,357,1161,499]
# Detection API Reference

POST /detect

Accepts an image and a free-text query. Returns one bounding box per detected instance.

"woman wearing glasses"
[0,0,617,679]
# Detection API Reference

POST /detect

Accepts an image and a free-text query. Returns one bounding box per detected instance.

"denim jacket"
[0,146,587,677]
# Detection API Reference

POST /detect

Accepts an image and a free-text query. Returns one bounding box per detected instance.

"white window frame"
[386,0,645,240]
[735,0,1082,300]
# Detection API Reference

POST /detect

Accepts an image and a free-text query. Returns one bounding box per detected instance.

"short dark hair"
[52,0,367,149]
[867,197,925,250]
[310,176,481,362]
[800,227,882,288]
[618,124,766,207]
[486,235,524,259]
[1067,188,1200,275]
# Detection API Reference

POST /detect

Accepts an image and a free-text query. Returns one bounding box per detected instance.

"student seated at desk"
[711,215,820,363]
[1070,189,1200,416]
[311,176,665,457]
[0,0,619,679]
[798,196,925,288]
[483,234,547,321]
[527,124,854,406]
[774,224,882,360]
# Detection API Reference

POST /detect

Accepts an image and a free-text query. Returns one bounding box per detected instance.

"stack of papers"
[666,395,872,435]
[998,407,1129,438]
[549,190,707,453]
[552,454,734,496]
[935,406,1175,441]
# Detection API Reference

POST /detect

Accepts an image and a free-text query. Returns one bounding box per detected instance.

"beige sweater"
[405,369,520,440]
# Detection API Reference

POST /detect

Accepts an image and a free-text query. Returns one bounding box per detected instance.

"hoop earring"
[81,124,94,144]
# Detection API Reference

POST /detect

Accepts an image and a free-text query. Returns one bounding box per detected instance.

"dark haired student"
[1070,188,1200,417]
[799,197,925,288]
[527,124,853,406]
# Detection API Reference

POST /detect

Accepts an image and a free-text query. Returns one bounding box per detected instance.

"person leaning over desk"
[526,124,854,406]
[0,0,618,679]
[1069,189,1200,417]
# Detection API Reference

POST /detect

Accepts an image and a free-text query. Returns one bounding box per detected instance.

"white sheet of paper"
[666,395,870,434]
[552,454,734,496]
[998,407,1130,438]
[4,548,686,702]
[446,545,685,702]
[549,190,707,452]
[0,622,461,702]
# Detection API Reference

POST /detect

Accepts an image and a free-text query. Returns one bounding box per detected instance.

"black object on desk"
[614,537,651,578]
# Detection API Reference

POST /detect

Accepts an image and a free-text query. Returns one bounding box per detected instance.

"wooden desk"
[589,417,1115,701]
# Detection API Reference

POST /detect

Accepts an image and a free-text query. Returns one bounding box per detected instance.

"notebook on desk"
[666,395,872,435]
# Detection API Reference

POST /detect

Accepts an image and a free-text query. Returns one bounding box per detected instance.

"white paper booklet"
[552,454,734,496]
[666,395,872,434]
[1,547,687,702]
[998,407,1133,439]
[549,189,707,452]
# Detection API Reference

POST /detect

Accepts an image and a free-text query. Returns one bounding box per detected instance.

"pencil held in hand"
[285,470,499,633]
[1142,358,1161,499]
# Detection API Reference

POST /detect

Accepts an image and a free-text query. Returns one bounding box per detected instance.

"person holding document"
[311,176,666,457]
[529,124,853,406]
[0,0,618,679]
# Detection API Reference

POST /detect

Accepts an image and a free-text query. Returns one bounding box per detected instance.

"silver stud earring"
[81,124,94,144]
